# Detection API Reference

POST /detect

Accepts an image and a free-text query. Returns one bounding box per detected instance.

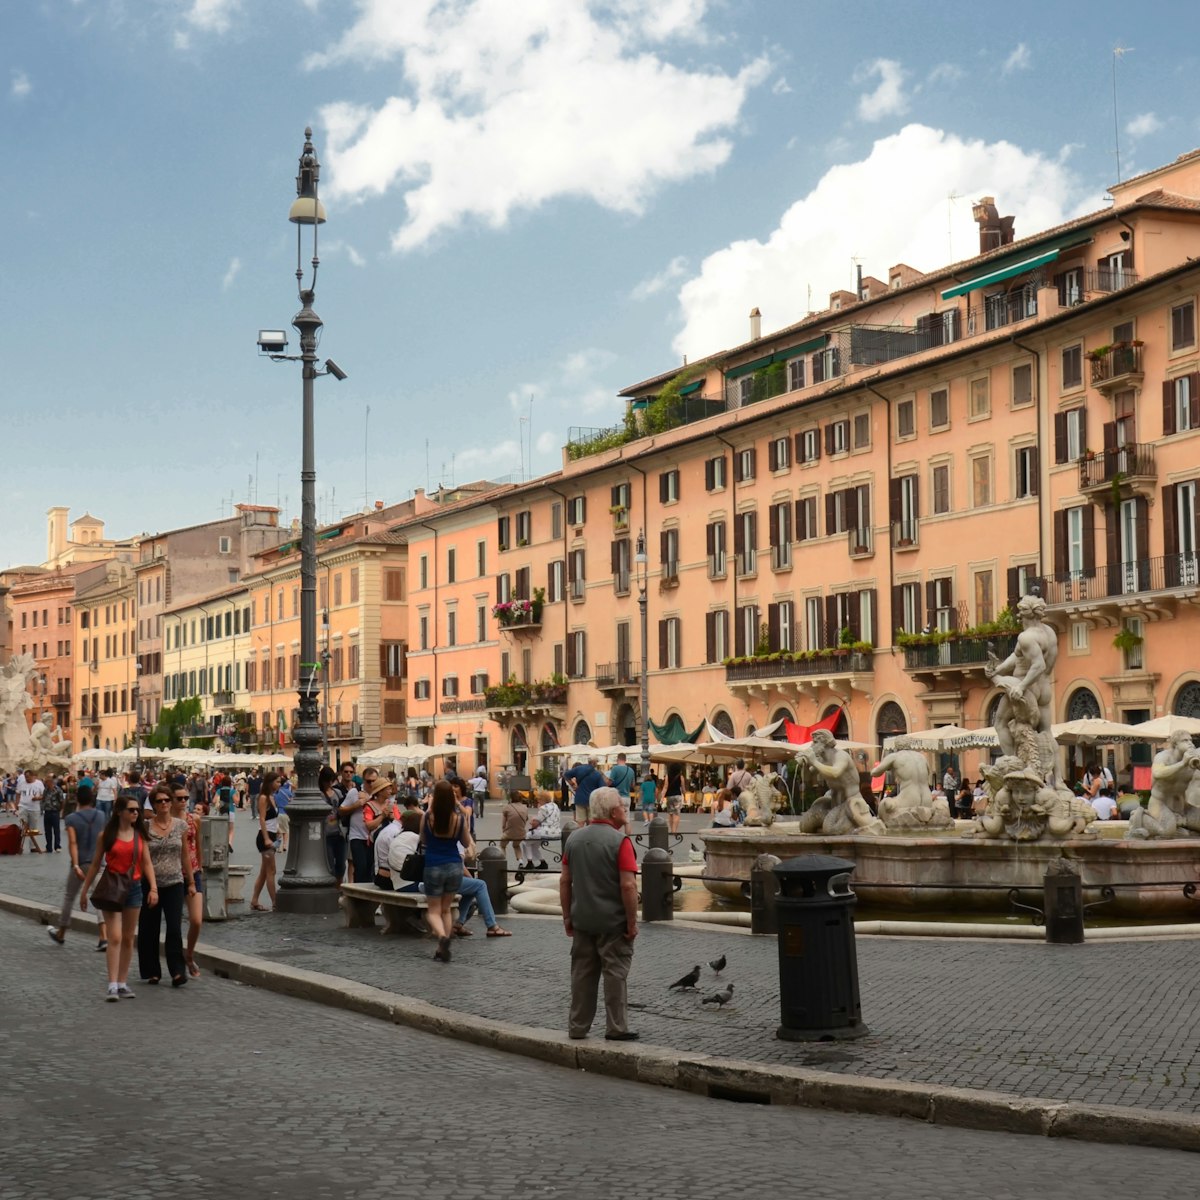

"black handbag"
[399,844,425,883]
[91,833,139,912]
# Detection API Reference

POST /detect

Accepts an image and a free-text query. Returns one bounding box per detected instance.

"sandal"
[452,923,474,937]
[186,958,201,978]
[250,902,269,912]
[487,926,513,937]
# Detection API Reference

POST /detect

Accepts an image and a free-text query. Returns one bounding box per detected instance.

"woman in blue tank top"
[422,781,474,962]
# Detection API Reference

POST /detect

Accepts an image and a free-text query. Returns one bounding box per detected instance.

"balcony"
[484,680,568,723]
[770,544,792,571]
[566,393,728,461]
[1086,267,1140,296]
[81,712,101,730]
[1078,443,1156,497]
[213,690,235,710]
[613,570,630,596]
[842,312,962,368]
[596,661,640,694]
[494,599,543,634]
[1042,555,1200,624]
[967,285,1038,334]
[327,720,363,741]
[848,527,874,559]
[660,559,680,589]
[735,551,757,578]
[439,698,486,715]
[891,518,919,551]
[902,633,1018,681]
[1089,341,1144,392]
[707,553,727,580]
[724,649,873,698]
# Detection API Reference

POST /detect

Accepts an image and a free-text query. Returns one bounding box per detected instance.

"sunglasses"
[173,794,189,802]
[123,806,140,816]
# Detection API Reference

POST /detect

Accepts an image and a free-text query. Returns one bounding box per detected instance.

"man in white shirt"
[95,770,119,818]
[1090,793,1120,820]
[16,769,45,848]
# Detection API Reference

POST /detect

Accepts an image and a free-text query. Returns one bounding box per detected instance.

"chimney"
[972,196,1015,255]
[374,500,384,511]
[749,307,761,341]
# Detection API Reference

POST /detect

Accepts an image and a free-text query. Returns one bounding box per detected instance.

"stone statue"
[975,758,1096,841]
[796,729,885,836]
[985,593,1059,784]
[873,749,953,830]
[30,709,72,766]
[741,770,785,828]
[0,654,40,773]
[1127,731,1200,840]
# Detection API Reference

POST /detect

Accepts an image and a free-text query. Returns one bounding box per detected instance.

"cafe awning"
[724,334,828,379]
[940,234,1094,300]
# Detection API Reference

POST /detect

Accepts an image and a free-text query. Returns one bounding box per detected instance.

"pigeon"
[668,965,702,990]
[690,841,701,852]
[701,984,734,1008]
[708,953,726,975]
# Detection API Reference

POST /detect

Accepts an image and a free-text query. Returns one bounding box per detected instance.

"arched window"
[1172,681,1200,718]
[511,724,528,773]
[710,710,735,738]
[614,704,637,746]
[1066,687,1101,722]
[540,723,558,754]
[820,705,849,740]
[875,701,906,752]
[573,719,592,745]
[769,707,795,740]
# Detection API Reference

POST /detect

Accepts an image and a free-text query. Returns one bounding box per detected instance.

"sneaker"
[96,940,108,952]
[47,927,65,945]
[117,985,136,1000]
[105,985,120,1003]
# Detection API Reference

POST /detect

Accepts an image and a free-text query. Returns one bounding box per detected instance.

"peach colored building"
[73,561,139,752]
[401,146,1200,787]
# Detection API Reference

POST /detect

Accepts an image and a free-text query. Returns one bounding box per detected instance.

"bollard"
[774,854,868,1041]
[477,844,509,916]
[1043,862,1084,944]
[640,847,674,922]
[748,853,782,936]
[647,813,669,853]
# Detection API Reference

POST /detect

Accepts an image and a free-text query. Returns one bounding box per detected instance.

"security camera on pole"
[257,127,348,914]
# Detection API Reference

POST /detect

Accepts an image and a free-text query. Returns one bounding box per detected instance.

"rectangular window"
[659,617,682,670]
[551,502,563,540]
[1061,344,1083,391]
[969,376,990,419]
[566,496,586,527]
[385,569,405,601]
[735,604,760,657]
[1071,621,1089,651]
[610,482,631,511]
[705,455,727,491]
[735,511,757,576]
[788,357,806,392]
[1015,446,1039,499]
[974,570,994,625]
[547,559,565,603]
[1065,408,1086,461]
[932,464,950,515]
[770,502,793,570]
[1011,363,1033,407]
[349,567,360,603]
[705,609,729,663]
[661,529,679,580]
[929,387,949,428]
[515,511,532,545]
[1067,507,1085,575]
[446,549,456,584]
[826,420,850,455]
[477,605,487,642]
[567,630,587,679]
[797,429,820,464]
[897,581,922,636]
[497,516,511,551]
[795,496,818,541]
[496,573,512,604]
[446,610,456,647]
[441,675,459,699]
[332,574,343,607]
[414,679,431,701]
[853,412,871,448]
[971,456,992,507]
[419,556,428,590]
[897,399,915,438]
[611,538,631,594]
[707,521,727,577]
[1171,300,1196,351]
[419,614,429,651]
[1174,375,1195,432]
[659,469,681,502]
[768,437,790,472]
[568,549,586,599]
[477,540,487,576]
[734,447,756,482]
[805,596,824,650]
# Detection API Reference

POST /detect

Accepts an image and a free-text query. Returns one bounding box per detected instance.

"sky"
[3,0,1199,567]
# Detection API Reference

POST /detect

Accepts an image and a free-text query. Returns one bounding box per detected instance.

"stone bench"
[339,882,458,937]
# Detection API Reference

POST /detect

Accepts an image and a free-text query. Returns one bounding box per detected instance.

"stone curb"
[4,891,1197,1154]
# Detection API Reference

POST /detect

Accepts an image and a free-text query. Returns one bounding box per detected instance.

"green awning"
[725,334,828,379]
[630,398,649,410]
[940,234,1094,300]
[648,715,706,745]
[678,380,703,396]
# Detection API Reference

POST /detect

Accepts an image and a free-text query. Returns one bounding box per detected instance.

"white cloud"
[671,124,1101,361]
[855,58,908,122]
[221,257,241,290]
[1002,43,1031,74]
[183,0,240,34]
[927,62,963,86]
[310,0,770,250]
[323,238,366,268]
[11,71,31,98]
[771,76,792,95]
[631,255,689,300]
[1126,112,1162,139]
[454,438,526,476]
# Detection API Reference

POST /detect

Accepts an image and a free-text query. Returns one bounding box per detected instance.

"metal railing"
[213,690,234,708]
[1078,442,1156,490]
[843,312,962,367]
[708,552,727,579]
[1087,267,1140,295]
[735,551,756,577]
[726,651,872,682]
[569,578,585,600]
[613,570,630,595]
[661,558,679,584]
[1042,555,1200,604]
[1089,342,1143,384]
[848,527,873,557]
[770,544,792,571]
[903,633,1017,672]
[891,518,919,548]
[967,284,1038,333]
[596,661,639,689]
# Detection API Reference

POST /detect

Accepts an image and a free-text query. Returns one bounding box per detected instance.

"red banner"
[783,707,843,745]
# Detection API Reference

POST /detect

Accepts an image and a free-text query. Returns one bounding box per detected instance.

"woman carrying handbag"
[81,796,158,1002]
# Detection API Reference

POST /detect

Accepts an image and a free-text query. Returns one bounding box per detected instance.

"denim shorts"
[193,870,204,895]
[424,861,463,897]
[122,877,145,909]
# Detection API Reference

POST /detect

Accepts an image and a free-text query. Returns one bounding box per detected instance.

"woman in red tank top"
[81,796,158,1002]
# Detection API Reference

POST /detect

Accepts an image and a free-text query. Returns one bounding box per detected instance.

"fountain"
[0,653,73,775]
[702,595,1200,920]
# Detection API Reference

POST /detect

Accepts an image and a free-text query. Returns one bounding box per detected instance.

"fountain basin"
[700,823,1200,920]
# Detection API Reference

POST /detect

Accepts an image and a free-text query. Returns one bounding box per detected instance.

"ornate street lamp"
[258,127,347,913]
[635,529,649,777]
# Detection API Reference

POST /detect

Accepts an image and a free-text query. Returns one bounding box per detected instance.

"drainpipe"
[627,460,649,743]
[863,381,895,652]
[1010,336,1045,580]
[417,521,440,743]
[714,432,738,655]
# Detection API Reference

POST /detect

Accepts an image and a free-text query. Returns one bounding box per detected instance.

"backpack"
[331,784,352,832]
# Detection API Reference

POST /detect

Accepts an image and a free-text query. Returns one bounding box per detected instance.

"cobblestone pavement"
[5,813,1200,1116]
[2,908,1196,1200]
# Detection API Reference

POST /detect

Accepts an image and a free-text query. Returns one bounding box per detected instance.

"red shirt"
[583,819,637,872]
[105,832,142,880]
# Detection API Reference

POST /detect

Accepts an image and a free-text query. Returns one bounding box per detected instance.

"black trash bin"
[773,853,868,1041]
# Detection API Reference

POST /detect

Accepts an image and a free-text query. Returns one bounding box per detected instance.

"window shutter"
[911,474,921,518]
[812,431,821,462]
[660,530,670,565]
[1006,567,1020,609]
[888,478,901,523]
[496,575,502,602]
[824,424,835,455]
[611,485,621,507]
[1028,447,1039,496]
[1162,380,1176,437]
[611,540,620,575]
[747,448,757,478]
[1191,373,1200,429]
[924,580,937,629]
[891,585,904,638]
[706,522,716,556]
[825,493,836,536]
[768,504,780,549]
[1053,271,1065,305]
[1081,504,1095,578]
[1054,411,1068,464]
[1163,484,1179,556]
[706,612,716,663]
[1104,502,1120,594]
[857,483,871,530]
[566,635,576,677]
[768,440,778,472]
[824,595,837,646]
[794,433,804,463]
[847,591,862,640]
[1135,497,1150,589]
[659,473,669,503]
[1053,510,1067,576]
[794,500,805,540]
[767,603,780,650]
[658,620,668,669]
[734,517,745,555]
[734,611,746,657]
[733,453,744,483]
[1102,421,1117,452]
[705,459,715,490]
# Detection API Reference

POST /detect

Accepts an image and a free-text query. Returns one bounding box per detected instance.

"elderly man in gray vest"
[559,786,640,1041]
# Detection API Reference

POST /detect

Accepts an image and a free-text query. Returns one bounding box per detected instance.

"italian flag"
[278,712,288,747]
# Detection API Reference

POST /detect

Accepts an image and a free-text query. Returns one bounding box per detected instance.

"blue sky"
[2,0,1197,567]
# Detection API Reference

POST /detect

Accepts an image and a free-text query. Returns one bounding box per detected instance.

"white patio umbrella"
[536,742,597,759]
[1124,714,1200,741]
[1051,718,1148,745]
[885,724,999,751]
[359,742,421,763]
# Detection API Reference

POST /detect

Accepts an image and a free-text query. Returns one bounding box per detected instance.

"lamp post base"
[275,880,341,915]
